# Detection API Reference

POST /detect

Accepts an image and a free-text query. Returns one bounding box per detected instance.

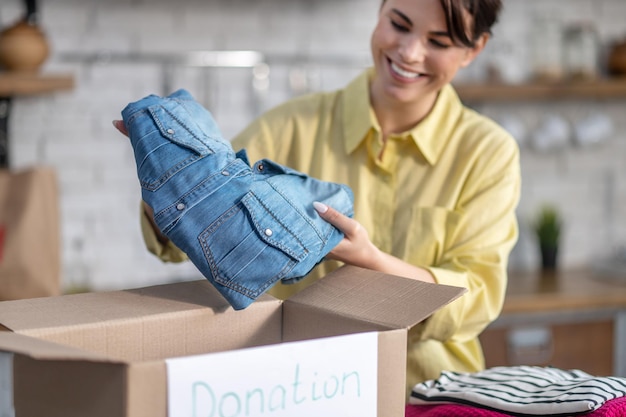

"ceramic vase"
[540,245,558,270]
[0,18,49,73]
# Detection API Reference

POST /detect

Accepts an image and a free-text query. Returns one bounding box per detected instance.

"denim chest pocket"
[198,191,308,299]
[136,104,214,191]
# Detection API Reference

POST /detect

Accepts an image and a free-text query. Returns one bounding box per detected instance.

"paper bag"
[0,166,61,300]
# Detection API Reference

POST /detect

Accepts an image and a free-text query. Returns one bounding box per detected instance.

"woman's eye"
[391,20,409,33]
[429,39,451,49]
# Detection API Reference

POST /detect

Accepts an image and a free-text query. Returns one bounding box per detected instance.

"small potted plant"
[533,205,562,270]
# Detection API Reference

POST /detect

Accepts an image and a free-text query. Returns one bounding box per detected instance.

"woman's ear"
[460,33,490,68]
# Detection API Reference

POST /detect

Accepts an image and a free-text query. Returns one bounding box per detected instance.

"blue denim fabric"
[121,89,354,310]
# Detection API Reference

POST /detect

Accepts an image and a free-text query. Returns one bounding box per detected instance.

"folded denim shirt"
[121,89,354,310]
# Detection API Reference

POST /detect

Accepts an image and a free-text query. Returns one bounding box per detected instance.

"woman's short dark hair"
[381,0,503,47]
[442,0,502,47]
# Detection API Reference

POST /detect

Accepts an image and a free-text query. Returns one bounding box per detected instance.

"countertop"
[503,269,626,314]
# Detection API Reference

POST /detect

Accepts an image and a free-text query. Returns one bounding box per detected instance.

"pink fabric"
[405,396,626,417]
[405,403,514,417]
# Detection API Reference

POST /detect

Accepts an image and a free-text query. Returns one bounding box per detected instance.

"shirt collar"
[408,83,463,165]
[342,69,376,155]
[341,68,464,166]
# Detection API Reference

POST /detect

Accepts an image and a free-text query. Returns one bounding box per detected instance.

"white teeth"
[391,62,420,78]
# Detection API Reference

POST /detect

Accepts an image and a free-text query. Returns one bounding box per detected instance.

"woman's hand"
[313,201,435,283]
[313,201,383,270]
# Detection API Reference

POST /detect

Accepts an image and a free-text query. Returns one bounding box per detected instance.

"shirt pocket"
[199,191,308,299]
[134,104,216,192]
[404,206,461,267]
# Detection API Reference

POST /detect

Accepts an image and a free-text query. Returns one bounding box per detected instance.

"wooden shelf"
[502,269,626,314]
[454,77,626,102]
[0,72,74,96]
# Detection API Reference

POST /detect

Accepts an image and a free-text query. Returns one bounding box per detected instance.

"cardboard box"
[0,266,464,417]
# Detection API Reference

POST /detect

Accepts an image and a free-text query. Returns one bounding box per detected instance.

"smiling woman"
[369,0,499,135]
[135,0,520,403]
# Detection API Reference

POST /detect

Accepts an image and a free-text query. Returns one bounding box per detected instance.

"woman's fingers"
[112,120,129,137]
[313,201,359,236]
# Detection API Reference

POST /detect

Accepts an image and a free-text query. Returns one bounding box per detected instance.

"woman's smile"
[388,58,425,81]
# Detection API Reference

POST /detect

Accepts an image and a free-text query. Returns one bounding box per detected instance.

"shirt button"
[167,128,175,134]
[257,164,264,172]
[264,228,273,237]
[176,203,185,210]
[221,170,230,176]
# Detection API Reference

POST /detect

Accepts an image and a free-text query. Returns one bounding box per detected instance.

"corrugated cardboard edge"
[377,329,408,417]
[287,265,467,330]
[127,360,168,417]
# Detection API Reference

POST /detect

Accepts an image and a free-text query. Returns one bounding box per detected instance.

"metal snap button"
[257,163,264,171]
[264,228,273,237]
[167,128,175,134]
[221,170,230,176]
[176,203,185,210]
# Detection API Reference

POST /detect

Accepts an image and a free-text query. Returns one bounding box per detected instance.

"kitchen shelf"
[454,76,626,102]
[0,72,74,96]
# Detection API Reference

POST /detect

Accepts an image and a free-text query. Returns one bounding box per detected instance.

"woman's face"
[370,0,486,106]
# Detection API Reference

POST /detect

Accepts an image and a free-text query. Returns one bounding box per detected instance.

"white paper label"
[0,352,15,417]
[166,332,378,417]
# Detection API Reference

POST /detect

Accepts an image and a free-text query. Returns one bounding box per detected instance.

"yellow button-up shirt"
[142,68,521,400]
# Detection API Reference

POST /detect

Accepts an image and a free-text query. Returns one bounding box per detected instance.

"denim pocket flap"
[241,192,308,261]
[148,105,211,156]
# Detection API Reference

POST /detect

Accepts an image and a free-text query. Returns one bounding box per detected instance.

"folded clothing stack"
[121,89,354,310]
[407,366,626,417]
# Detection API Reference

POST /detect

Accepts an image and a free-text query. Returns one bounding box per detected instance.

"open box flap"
[286,265,466,330]
[0,280,284,362]
[0,280,280,334]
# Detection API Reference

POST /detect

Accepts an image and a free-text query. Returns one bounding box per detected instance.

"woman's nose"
[398,37,426,63]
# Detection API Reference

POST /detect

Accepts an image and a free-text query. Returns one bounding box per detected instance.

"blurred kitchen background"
[1,0,626,293]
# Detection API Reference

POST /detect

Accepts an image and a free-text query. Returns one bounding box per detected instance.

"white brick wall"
[2,0,625,292]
